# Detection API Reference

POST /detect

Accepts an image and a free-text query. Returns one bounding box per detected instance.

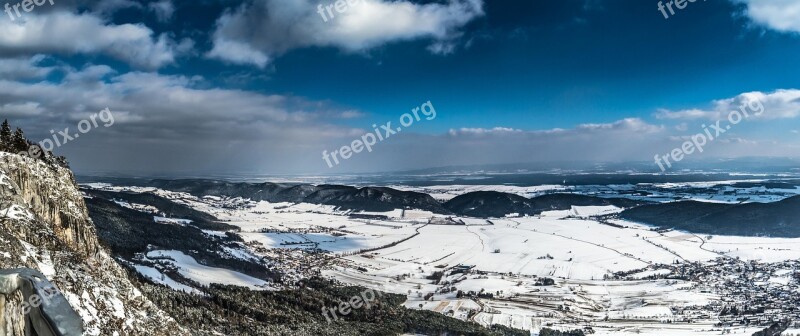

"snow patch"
[146,250,271,290]
[132,264,202,295]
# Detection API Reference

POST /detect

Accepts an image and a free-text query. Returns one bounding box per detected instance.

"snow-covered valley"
[81,177,800,335]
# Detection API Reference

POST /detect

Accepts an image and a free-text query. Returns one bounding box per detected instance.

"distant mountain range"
[85,178,800,237]
[620,196,800,237]
[443,191,650,218]
[141,179,653,217]
[147,179,446,213]
[85,188,233,230]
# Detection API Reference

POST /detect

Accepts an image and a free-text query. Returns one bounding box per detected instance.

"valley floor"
[87,183,800,335]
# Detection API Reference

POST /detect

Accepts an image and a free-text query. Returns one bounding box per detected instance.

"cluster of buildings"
[625,258,800,329]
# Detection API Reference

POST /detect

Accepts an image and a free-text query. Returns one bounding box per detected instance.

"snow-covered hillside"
[0,153,186,336]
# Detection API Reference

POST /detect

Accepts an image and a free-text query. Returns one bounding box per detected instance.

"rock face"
[0,153,186,336]
[0,154,98,257]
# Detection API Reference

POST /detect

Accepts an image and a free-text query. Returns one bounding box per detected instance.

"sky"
[0,0,798,176]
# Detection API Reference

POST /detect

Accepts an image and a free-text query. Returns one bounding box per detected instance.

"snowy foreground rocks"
[0,153,187,336]
[0,268,82,336]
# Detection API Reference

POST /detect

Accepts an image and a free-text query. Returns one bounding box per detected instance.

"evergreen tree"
[12,128,28,153]
[55,155,69,168]
[0,119,69,168]
[0,119,11,151]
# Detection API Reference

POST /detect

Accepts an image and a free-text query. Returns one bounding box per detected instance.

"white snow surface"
[132,264,202,295]
[146,250,271,290]
[84,181,800,335]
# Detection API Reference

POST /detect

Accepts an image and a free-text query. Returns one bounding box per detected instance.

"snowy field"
[86,182,800,335]
[144,250,271,290]
[131,264,202,295]
[195,196,798,334]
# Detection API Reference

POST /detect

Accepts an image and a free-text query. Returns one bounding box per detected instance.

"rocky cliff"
[0,153,187,336]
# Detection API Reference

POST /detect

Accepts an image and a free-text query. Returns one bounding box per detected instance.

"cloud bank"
[208,0,484,67]
[734,0,800,33]
[656,89,800,121]
[0,10,182,69]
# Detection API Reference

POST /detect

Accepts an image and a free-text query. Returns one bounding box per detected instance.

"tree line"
[0,119,68,168]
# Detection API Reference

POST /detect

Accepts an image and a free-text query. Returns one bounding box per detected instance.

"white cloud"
[0,11,181,69]
[733,0,800,33]
[718,137,759,145]
[0,57,367,173]
[0,102,46,117]
[448,119,661,138]
[0,55,54,79]
[429,119,671,168]
[208,37,270,68]
[148,0,176,22]
[655,89,800,121]
[0,54,795,174]
[0,58,689,174]
[63,64,116,82]
[338,110,365,119]
[208,0,484,67]
[655,108,720,120]
[427,40,458,55]
[576,118,663,133]
[737,89,800,119]
[2,58,795,174]
[448,127,522,136]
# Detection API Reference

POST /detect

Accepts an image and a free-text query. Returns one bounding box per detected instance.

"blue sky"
[0,0,798,175]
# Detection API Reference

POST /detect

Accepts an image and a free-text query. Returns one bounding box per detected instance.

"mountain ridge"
[620,195,800,237]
